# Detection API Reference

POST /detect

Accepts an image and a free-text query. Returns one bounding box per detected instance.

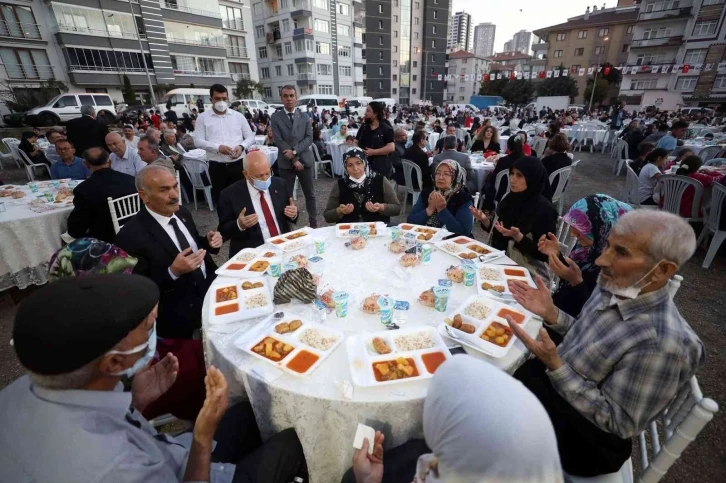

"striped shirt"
[546,285,704,439]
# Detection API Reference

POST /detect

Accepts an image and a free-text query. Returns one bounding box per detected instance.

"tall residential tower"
[473,22,496,58]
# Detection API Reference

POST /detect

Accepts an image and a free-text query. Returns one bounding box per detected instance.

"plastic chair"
[547,216,578,290]
[493,169,510,209]
[613,140,629,176]
[401,159,423,212]
[667,274,683,299]
[181,158,214,211]
[532,137,548,157]
[696,183,726,269]
[704,158,726,167]
[549,166,573,215]
[310,144,333,179]
[12,145,51,182]
[658,174,704,223]
[624,161,640,206]
[698,145,721,163]
[2,138,22,168]
[575,128,595,153]
[107,193,141,234]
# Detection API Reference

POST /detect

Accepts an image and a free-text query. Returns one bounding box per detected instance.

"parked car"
[2,112,25,127]
[237,99,276,116]
[115,105,154,123]
[23,93,117,126]
[268,103,284,111]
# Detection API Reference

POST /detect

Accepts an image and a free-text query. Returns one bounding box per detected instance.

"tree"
[233,78,265,99]
[584,78,610,108]
[536,76,579,101]
[121,75,136,105]
[479,71,508,96]
[0,78,68,112]
[600,63,622,86]
[501,79,534,108]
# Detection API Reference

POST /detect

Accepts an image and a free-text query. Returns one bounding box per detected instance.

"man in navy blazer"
[217,150,299,258]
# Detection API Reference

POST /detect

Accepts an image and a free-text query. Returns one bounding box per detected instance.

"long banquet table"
[203,226,542,482]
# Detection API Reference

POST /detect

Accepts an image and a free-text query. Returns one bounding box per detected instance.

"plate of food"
[437,294,532,358]
[207,278,274,324]
[216,249,279,278]
[476,264,536,299]
[433,236,503,263]
[266,227,314,252]
[335,222,387,238]
[397,224,445,241]
[239,315,344,376]
[346,326,452,387]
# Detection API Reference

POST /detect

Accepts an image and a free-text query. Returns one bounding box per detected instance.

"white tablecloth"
[254,135,266,145]
[203,226,540,483]
[470,160,495,191]
[562,128,608,145]
[0,180,76,290]
[427,132,441,148]
[251,146,278,166]
[326,141,353,176]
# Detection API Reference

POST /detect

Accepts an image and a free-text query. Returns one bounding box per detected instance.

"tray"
[433,236,503,263]
[346,326,452,387]
[335,222,387,238]
[238,316,344,377]
[207,279,274,324]
[476,264,536,300]
[437,294,531,358]
[266,227,314,252]
[396,223,445,242]
[216,248,279,278]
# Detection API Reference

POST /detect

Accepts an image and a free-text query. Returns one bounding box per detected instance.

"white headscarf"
[416,355,563,483]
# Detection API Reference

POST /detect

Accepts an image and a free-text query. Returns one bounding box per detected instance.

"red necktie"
[257,190,279,237]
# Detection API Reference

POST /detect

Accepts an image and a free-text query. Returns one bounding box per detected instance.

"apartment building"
[0,0,258,109]
[620,0,726,110]
[448,11,472,52]
[510,30,532,54]
[533,1,637,104]
[473,22,496,58]
[444,50,488,103]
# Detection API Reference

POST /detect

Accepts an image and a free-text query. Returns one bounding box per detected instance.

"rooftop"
[449,50,489,60]
[485,51,533,61]
[533,6,638,36]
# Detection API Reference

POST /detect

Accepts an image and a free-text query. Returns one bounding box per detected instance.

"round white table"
[254,135,266,145]
[250,146,278,166]
[681,143,704,155]
[0,180,76,290]
[470,159,495,190]
[326,141,353,176]
[203,226,541,483]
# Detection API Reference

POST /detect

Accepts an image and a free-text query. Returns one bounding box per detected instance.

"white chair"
[2,138,22,168]
[547,216,578,290]
[401,159,423,212]
[310,144,333,179]
[549,166,573,215]
[704,158,726,167]
[697,145,721,163]
[658,174,704,223]
[175,169,188,204]
[108,194,141,234]
[613,140,629,176]
[566,126,581,148]
[575,128,595,153]
[624,162,641,206]
[532,137,548,157]
[697,182,726,269]
[181,159,214,211]
[667,274,683,299]
[292,177,299,201]
[492,169,510,209]
[12,145,51,182]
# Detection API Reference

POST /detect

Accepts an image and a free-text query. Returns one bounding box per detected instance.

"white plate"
[216,252,277,278]
[396,223,443,242]
[476,264,536,300]
[433,236,503,263]
[239,316,344,377]
[207,279,274,324]
[346,326,452,387]
[266,227,314,252]
[335,221,387,238]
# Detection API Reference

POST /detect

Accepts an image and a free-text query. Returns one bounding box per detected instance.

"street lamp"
[125,3,158,107]
[588,36,609,113]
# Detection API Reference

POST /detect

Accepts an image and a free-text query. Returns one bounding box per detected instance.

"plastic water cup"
[390,226,402,241]
[433,286,451,312]
[377,296,394,325]
[282,262,298,273]
[0,202,6,213]
[359,224,371,239]
[314,237,325,254]
[333,291,350,318]
[51,180,61,189]
[43,192,54,202]
[421,243,432,264]
[268,257,282,277]
[462,264,476,287]
[28,182,38,193]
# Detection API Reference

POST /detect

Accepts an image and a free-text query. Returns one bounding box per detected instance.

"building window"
[394,30,398,38]
[571,64,581,72]
[281,0,289,8]
[432,26,437,34]
[255,26,265,38]
[459,86,465,92]
[318,84,333,94]
[220,5,245,30]
[275,65,282,76]
[378,36,383,47]
[378,20,383,29]
[693,21,717,36]
[703,0,725,4]
[314,19,329,33]
[339,3,350,15]
[394,15,398,22]
[714,74,726,89]
[412,88,416,94]
[412,74,417,80]
[577,30,587,39]
[594,46,604,55]
[556,33,566,41]
[258,46,267,58]
[378,4,383,13]
[378,66,383,75]
[339,25,350,37]
[379,51,383,59]
[282,19,290,32]
[622,44,629,53]
[554,50,563,58]
[413,61,417,67]
[414,32,419,39]
[415,2,420,8]
[413,46,419,53]
[392,74,397,80]
[392,87,397,94]
[313,0,328,9]
[284,42,292,54]
[414,17,419,25]
[317,63,332,75]
[431,40,436,48]
[683,48,707,64]
[339,45,351,57]
[630,78,657,90]
[276,44,283,57]
[0,4,41,40]
[362,49,366,58]
[393,45,398,52]
[340,85,353,95]
[598,28,609,37]
[260,67,270,78]
[433,11,438,19]
[316,41,331,54]
[626,25,633,34]
[264,87,272,97]
[253,2,262,15]
[392,60,397,66]
[379,81,383,89]
[287,64,294,75]
[430,54,435,61]
[642,27,671,39]
[339,65,351,76]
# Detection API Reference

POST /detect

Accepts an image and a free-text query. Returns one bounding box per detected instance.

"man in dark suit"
[403,130,433,191]
[270,85,318,227]
[218,150,298,258]
[114,165,223,339]
[66,105,110,154]
[66,147,137,243]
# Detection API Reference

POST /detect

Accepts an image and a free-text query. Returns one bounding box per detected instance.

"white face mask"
[597,260,663,300]
[214,101,228,112]
[349,174,366,184]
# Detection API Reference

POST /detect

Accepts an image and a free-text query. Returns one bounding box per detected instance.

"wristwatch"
[292,149,297,156]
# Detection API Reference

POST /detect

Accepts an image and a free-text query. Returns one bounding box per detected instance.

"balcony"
[291,0,312,17]
[167,36,223,48]
[531,41,549,51]
[68,65,152,74]
[55,24,145,41]
[226,46,250,58]
[162,2,221,18]
[0,19,42,41]
[2,64,54,81]
[266,30,281,43]
[627,59,676,67]
[231,72,251,81]
[293,27,313,36]
[174,69,230,77]
[297,73,316,80]
[222,19,245,30]
[630,36,683,49]
[638,7,692,22]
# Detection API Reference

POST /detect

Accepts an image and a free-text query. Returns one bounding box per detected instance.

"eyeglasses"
[435,171,453,179]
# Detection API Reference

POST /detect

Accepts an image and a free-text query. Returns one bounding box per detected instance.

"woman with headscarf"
[324,147,400,224]
[471,157,557,281]
[408,159,474,236]
[346,356,563,483]
[480,135,527,210]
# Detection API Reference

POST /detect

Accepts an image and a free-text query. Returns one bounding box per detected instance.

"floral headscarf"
[49,237,137,281]
[434,159,466,200]
[563,194,633,274]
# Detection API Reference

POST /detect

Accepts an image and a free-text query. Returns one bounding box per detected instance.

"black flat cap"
[14,274,159,375]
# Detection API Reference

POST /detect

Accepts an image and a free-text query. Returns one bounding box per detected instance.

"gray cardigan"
[324,176,401,223]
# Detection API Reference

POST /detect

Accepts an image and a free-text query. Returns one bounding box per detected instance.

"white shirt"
[193,108,255,163]
[237,180,281,240]
[125,135,140,148]
[146,207,207,279]
[110,144,146,177]
[638,163,661,203]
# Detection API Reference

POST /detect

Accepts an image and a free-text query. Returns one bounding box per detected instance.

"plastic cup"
[390,226,402,241]
[28,182,38,193]
[51,180,61,189]
[0,202,6,213]
[359,224,371,239]
[43,192,54,202]
[268,257,282,277]
[314,237,325,254]
[462,264,476,286]
[377,296,394,325]
[333,291,349,318]
[432,286,451,312]
[420,243,432,264]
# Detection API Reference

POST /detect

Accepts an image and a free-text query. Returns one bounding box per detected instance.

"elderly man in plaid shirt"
[507,210,704,478]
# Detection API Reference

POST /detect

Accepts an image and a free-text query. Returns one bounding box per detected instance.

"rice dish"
[479,268,502,281]
[441,243,460,253]
[235,252,257,262]
[394,332,435,351]
[299,328,338,351]
[245,292,268,309]
[464,300,492,320]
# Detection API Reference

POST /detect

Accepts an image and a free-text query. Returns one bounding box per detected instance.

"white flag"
[651,65,660,73]
[516,72,522,79]
[437,74,442,81]
[546,71,552,78]
[524,72,530,79]
[673,64,681,72]
[578,68,585,76]
[553,70,560,77]
[464,74,470,81]
[587,67,594,75]
[718,62,726,72]
[661,65,670,74]
[705,63,713,71]
[623,66,631,74]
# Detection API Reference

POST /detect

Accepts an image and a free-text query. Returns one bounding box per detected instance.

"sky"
[452,0,614,52]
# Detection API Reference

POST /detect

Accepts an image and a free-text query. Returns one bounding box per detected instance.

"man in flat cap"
[0,275,307,483]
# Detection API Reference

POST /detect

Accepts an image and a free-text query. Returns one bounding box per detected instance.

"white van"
[24,93,117,126]
[296,94,341,112]
[447,103,479,112]
[680,106,714,117]
[158,88,212,117]
[487,105,511,115]
[344,96,372,116]
[372,98,395,110]
[237,99,276,116]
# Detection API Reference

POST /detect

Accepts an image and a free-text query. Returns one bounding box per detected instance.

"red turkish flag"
[510,73,516,80]
[484,74,490,81]
[641,65,649,72]
[682,64,690,73]
[538,71,546,78]
[603,66,611,75]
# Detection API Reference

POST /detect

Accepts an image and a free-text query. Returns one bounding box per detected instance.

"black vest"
[337,176,389,224]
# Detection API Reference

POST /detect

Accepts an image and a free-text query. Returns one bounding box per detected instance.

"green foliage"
[584,78,610,107]
[600,63,622,85]
[501,79,535,107]
[0,78,69,112]
[536,76,579,102]
[479,71,508,96]
[233,79,265,99]
[121,75,136,105]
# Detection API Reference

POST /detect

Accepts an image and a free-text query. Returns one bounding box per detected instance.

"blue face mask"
[252,177,272,191]
[108,322,157,377]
